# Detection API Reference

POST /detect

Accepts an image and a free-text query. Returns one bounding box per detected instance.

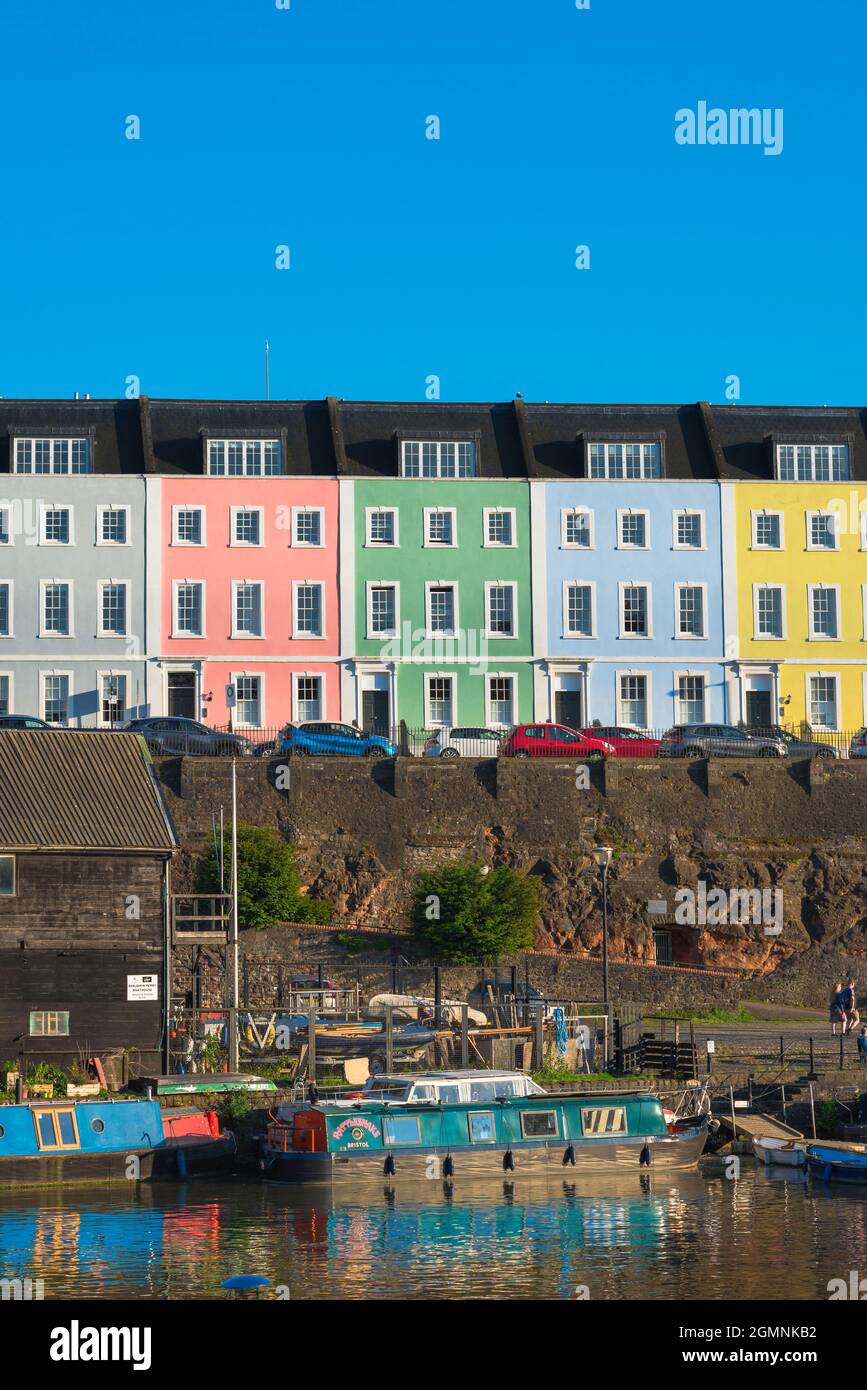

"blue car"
[281,721,397,759]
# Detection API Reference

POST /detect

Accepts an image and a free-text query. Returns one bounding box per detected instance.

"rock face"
[160,754,867,1007]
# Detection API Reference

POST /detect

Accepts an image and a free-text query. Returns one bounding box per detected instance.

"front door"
[167,672,197,720]
[555,689,581,728]
[746,690,772,730]
[362,689,390,735]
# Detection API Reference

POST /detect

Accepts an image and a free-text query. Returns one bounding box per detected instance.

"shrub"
[410,860,539,964]
[196,822,331,929]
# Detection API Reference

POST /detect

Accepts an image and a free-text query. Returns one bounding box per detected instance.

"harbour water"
[2,1168,865,1301]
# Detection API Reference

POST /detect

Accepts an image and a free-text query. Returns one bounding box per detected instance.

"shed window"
[29,1010,69,1037]
[0,855,15,895]
[519,1109,558,1139]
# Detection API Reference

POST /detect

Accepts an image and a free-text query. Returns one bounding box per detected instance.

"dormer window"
[401,440,476,478]
[588,442,661,480]
[207,439,282,476]
[776,443,849,481]
[14,438,90,474]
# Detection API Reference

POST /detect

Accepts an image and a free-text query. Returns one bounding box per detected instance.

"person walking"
[857,1027,867,1064]
[844,979,860,1034]
[830,981,845,1037]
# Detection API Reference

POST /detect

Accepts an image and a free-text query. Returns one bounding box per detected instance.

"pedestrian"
[856,1026,867,1063]
[830,981,845,1037]
[845,979,860,1033]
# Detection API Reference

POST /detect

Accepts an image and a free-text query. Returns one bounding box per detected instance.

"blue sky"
[0,0,862,405]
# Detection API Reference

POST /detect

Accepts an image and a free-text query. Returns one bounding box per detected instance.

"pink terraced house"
[146,404,340,730]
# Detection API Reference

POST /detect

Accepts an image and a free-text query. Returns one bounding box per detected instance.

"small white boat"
[367,993,488,1027]
[753,1135,808,1167]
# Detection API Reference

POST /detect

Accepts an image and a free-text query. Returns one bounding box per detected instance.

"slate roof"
[0,732,177,853]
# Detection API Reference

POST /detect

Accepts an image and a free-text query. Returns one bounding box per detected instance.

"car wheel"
[366,746,387,759]
[512,749,530,759]
[684,746,703,759]
[440,747,460,759]
[758,747,778,758]
[816,748,834,759]
[145,738,162,756]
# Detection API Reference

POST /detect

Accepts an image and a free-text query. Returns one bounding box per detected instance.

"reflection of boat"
[806,1142,867,1184]
[263,1072,707,1185]
[0,1099,236,1189]
[753,1136,807,1168]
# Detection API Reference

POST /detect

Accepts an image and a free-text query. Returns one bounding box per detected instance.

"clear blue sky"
[0,0,862,405]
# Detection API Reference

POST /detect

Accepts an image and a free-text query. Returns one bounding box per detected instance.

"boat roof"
[365,1070,529,1084]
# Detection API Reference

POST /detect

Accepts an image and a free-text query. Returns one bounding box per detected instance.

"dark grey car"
[755,726,839,759]
[123,717,252,757]
[659,723,786,758]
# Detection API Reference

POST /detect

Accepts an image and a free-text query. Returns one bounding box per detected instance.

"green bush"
[410,860,539,964]
[197,822,331,929]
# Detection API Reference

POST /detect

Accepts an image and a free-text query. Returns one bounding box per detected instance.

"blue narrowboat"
[263,1071,708,1185]
[0,1098,236,1188]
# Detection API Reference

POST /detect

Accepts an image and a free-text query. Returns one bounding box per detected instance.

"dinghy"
[806,1142,867,1184]
[753,1135,807,1168]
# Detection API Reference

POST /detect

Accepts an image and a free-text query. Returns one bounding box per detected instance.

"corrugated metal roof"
[0,731,177,852]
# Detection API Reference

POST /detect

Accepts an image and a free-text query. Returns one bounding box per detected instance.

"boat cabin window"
[493,1079,518,1098]
[467,1081,498,1103]
[519,1109,559,1139]
[33,1108,80,1151]
[468,1112,496,1142]
[364,1082,411,1100]
[436,1084,461,1103]
[581,1106,627,1137]
[383,1115,422,1145]
[412,1085,435,1101]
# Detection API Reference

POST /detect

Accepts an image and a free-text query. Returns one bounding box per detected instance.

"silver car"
[659,723,786,758]
[423,726,506,758]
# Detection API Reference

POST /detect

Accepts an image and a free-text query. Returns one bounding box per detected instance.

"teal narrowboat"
[263,1072,707,1185]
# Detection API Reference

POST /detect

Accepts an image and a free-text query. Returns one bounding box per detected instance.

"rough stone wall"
[159,754,867,1008]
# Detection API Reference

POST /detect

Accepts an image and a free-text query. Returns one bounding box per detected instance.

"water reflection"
[0,1169,864,1301]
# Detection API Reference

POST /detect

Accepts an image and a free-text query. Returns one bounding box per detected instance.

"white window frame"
[401,440,476,479]
[588,441,662,479]
[861,511,867,551]
[292,580,325,640]
[807,583,841,642]
[805,510,840,552]
[293,672,324,723]
[172,505,206,546]
[751,509,784,550]
[231,580,265,639]
[292,506,325,548]
[95,504,131,546]
[560,506,595,550]
[206,438,282,476]
[424,672,458,727]
[775,443,849,482]
[231,671,265,728]
[96,669,131,727]
[0,505,11,547]
[752,583,786,641]
[39,503,74,547]
[40,580,73,638]
[561,580,597,639]
[671,509,705,550]
[40,670,74,725]
[805,671,841,731]
[674,670,708,725]
[0,671,13,715]
[485,672,518,728]
[229,506,264,547]
[366,581,400,640]
[0,582,13,639]
[425,582,459,639]
[97,579,130,637]
[616,670,652,728]
[484,581,518,640]
[482,507,516,548]
[14,437,90,474]
[674,581,708,640]
[172,580,206,638]
[423,506,458,548]
[616,509,650,550]
[618,581,652,639]
[365,507,399,547]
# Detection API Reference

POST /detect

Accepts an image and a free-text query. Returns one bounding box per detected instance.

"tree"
[410,861,539,963]
[197,822,331,929]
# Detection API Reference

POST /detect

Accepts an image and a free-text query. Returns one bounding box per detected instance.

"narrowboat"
[806,1142,867,1184]
[262,1071,708,1185]
[0,1098,236,1189]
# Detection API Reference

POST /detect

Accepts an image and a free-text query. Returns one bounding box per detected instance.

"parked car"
[658,723,786,758]
[123,717,253,756]
[0,715,53,730]
[849,728,867,759]
[581,725,661,758]
[280,721,397,758]
[423,726,505,758]
[499,722,614,759]
[756,726,840,759]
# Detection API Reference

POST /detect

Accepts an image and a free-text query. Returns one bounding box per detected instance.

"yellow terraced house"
[716,411,867,735]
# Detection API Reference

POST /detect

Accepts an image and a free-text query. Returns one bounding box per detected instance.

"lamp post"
[591,846,613,1009]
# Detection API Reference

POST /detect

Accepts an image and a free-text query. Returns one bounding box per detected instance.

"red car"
[500,723,614,758]
[581,725,661,758]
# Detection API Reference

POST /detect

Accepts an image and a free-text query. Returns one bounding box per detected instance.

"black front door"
[362,689,390,735]
[555,690,581,728]
[746,690,772,730]
[167,672,197,720]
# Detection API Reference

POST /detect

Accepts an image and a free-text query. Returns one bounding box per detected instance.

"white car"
[423,725,506,758]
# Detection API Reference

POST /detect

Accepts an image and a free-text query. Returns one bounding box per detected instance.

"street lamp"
[591,846,614,1009]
